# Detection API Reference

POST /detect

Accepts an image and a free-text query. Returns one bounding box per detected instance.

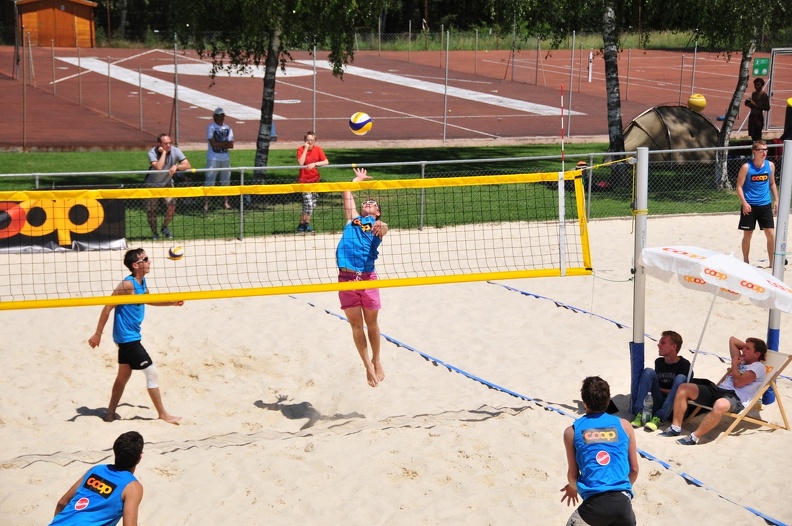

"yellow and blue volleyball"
[168,245,184,260]
[349,112,373,136]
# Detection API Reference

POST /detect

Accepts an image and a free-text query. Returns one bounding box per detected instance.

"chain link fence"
[2,144,781,246]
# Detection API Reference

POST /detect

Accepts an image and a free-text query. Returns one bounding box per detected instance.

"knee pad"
[143,364,160,389]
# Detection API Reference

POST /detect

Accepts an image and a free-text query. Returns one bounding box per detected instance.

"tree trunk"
[602,1,628,186]
[118,0,127,40]
[714,41,756,189]
[254,29,282,180]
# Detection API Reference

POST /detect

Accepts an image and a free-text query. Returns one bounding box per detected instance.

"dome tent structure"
[623,105,719,161]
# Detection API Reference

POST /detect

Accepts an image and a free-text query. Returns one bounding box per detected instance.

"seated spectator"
[630,330,691,431]
[660,336,767,445]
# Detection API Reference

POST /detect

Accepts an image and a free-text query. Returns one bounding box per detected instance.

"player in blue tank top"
[561,376,639,525]
[736,140,778,267]
[88,248,183,424]
[49,431,144,526]
[336,167,389,387]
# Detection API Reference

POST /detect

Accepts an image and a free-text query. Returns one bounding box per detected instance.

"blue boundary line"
[289,293,788,525]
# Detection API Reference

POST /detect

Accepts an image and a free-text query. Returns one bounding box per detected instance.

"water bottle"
[642,392,653,425]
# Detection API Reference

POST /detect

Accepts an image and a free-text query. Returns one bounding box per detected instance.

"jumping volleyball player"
[88,248,182,424]
[336,168,389,387]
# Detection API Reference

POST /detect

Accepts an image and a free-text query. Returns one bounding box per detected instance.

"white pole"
[691,31,698,94]
[107,57,111,116]
[588,51,593,82]
[630,148,649,407]
[77,46,82,106]
[443,31,449,144]
[312,45,317,132]
[138,66,143,130]
[408,21,411,62]
[768,140,792,350]
[567,31,575,136]
[678,55,685,105]
[474,29,478,75]
[173,35,179,144]
[51,40,56,95]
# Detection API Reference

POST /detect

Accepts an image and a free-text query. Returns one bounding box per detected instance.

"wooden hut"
[15,0,98,47]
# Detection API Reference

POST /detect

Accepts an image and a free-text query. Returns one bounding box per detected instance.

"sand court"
[1,214,791,524]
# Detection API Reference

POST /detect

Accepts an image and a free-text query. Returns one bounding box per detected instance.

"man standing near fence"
[745,78,770,142]
[736,140,777,268]
[204,108,235,212]
[145,133,191,240]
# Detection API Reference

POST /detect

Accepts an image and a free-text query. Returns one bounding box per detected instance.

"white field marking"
[296,60,584,116]
[274,79,518,138]
[152,63,315,78]
[55,57,284,121]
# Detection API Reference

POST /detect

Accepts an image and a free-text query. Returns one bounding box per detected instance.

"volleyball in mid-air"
[168,245,184,260]
[349,112,372,136]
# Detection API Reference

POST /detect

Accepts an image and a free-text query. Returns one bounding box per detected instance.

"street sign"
[752,57,770,76]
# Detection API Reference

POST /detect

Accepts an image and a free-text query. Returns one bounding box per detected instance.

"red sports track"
[0,45,786,151]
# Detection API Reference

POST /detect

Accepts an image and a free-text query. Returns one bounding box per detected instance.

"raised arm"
[343,168,372,221]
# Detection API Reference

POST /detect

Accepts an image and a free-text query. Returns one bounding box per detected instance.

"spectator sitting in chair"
[660,336,767,445]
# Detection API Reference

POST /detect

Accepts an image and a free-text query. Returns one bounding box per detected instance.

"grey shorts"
[205,159,231,186]
[302,192,318,215]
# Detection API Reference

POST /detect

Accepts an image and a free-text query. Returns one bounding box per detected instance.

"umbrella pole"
[688,292,718,381]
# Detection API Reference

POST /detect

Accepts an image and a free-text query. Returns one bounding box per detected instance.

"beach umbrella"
[640,245,792,378]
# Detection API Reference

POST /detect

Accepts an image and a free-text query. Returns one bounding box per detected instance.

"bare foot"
[373,360,385,383]
[160,414,182,425]
[103,411,120,423]
[365,364,379,387]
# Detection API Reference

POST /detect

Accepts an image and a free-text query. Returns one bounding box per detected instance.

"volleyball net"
[0,169,591,310]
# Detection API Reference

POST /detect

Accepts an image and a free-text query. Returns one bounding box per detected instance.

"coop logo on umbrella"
[703,267,728,280]
[739,280,766,294]
[684,275,707,285]
[662,247,706,259]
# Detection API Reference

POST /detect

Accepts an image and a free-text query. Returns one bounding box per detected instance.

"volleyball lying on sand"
[168,246,184,260]
[687,93,706,112]
[349,112,372,136]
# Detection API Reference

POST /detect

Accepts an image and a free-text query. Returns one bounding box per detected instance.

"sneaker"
[676,435,698,446]
[630,414,643,428]
[644,416,663,432]
[152,233,160,241]
[659,427,681,437]
[304,224,313,232]
[297,223,306,232]
[161,227,174,239]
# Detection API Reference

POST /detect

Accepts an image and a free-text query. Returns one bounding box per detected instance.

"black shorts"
[738,203,774,231]
[567,491,635,526]
[691,379,743,412]
[117,341,154,370]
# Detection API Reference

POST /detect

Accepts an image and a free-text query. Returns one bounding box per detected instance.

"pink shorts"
[338,271,381,311]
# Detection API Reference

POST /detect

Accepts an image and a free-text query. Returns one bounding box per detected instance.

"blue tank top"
[336,215,382,272]
[112,276,147,344]
[572,412,633,500]
[743,159,772,205]
[49,464,137,526]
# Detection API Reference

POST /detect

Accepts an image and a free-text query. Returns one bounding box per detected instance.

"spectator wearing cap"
[746,78,770,141]
[205,107,235,211]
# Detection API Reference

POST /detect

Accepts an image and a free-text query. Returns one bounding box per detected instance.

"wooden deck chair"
[684,351,792,442]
